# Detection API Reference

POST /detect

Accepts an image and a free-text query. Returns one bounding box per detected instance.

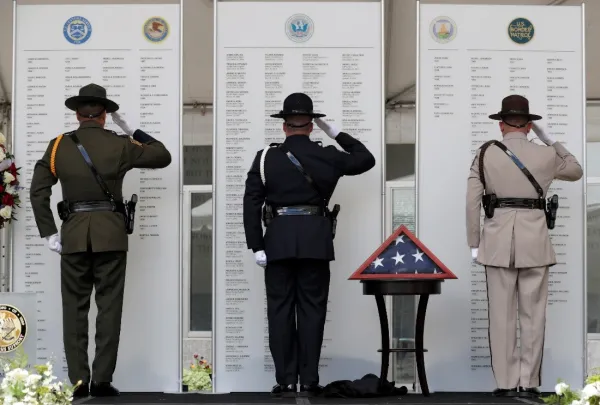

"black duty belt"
[494,198,544,210]
[273,205,324,217]
[68,200,126,214]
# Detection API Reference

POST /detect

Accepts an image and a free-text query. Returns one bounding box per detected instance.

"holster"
[262,204,274,228]
[482,194,497,218]
[125,194,138,235]
[57,201,70,221]
[545,194,559,230]
[328,204,341,240]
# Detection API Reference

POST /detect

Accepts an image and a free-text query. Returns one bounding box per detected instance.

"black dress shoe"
[493,388,518,397]
[299,384,323,397]
[519,387,541,398]
[73,383,89,399]
[90,382,120,397]
[271,384,297,398]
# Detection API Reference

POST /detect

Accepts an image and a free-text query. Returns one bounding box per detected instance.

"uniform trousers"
[485,263,549,390]
[60,250,127,385]
[265,258,330,386]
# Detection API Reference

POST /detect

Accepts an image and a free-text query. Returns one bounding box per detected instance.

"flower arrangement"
[0,348,82,405]
[182,354,212,392]
[542,372,600,405]
[0,132,20,228]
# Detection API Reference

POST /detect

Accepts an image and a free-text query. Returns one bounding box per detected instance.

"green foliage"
[182,355,212,392]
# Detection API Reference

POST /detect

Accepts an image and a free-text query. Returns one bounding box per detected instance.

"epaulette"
[268,142,281,147]
[106,129,120,137]
[63,131,75,137]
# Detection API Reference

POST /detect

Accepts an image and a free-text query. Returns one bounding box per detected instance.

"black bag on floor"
[321,374,408,398]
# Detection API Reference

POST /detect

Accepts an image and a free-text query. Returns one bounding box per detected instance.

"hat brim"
[65,96,119,113]
[270,111,326,119]
[489,112,542,121]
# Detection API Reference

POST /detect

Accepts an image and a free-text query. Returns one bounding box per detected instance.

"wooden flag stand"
[349,225,458,397]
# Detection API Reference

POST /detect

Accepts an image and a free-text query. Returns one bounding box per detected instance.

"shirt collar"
[503,132,527,141]
[78,120,103,129]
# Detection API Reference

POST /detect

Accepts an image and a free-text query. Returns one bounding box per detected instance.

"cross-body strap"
[69,133,116,203]
[277,144,328,205]
[478,140,544,198]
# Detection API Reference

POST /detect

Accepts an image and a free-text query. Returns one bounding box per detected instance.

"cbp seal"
[430,16,457,44]
[0,305,27,353]
[63,16,92,45]
[144,17,169,43]
[285,14,314,43]
[508,18,534,45]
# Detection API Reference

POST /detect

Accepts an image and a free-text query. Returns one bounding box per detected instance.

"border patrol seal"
[63,16,92,45]
[144,17,169,43]
[508,17,534,45]
[430,16,457,44]
[285,14,314,43]
[0,305,27,353]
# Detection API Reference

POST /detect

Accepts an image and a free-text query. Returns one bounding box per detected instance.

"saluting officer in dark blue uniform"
[243,93,376,397]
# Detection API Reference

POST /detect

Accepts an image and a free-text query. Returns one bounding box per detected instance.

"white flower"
[0,149,6,163]
[5,185,16,195]
[0,206,12,219]
[556,382,570,395]
[3,171,14,185]
[0,132,6,146]
[582,382,600,399]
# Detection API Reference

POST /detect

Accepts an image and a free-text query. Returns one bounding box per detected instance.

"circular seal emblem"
[0,305,27,353]
[430,16,457,44]
[285,14,314,43]
[63,16,92,45]
[144,17,169,43]
[508,17,534,45]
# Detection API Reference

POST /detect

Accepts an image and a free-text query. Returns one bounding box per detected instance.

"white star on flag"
[393,252,405,265]
[412,250,424,262]
[395,235,405,245]
[372,257,384,268]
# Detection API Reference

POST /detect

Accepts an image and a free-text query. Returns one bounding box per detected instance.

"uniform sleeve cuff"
[133,129,156,144]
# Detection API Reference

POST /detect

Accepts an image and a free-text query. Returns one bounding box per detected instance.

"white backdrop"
[213,0,384,393]
[417,3,585,392]
[12,4,182,392]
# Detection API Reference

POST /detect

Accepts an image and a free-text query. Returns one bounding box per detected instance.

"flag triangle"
[348,225,458,281]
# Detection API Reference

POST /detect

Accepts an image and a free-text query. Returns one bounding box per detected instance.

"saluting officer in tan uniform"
[466,95,582,398]
[30,83,171,398]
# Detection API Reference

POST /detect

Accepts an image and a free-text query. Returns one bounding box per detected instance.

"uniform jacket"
[466,132,583,268]
[243,132,375,262]
[30,120,171,254]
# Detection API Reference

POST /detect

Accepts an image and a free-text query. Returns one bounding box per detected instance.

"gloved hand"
[255,250,267,268]
[46,233,62,254]
[532,123,555,146]
[111,112,134,136]
[471,248,479,264]
[314,118,340,139]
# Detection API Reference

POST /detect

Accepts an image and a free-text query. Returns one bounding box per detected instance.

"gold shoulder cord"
[50,134,64,177]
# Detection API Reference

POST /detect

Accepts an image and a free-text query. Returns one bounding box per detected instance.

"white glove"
[532,123,555,146]
[46,233,62,254]
[471,248,479,263]
[255,250,267,268]
[111,112,134,136]
[313,118,340,139]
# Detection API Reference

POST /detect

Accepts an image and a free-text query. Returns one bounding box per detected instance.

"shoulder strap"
[50,134,64,177]
[69,133,116,202]
[479,140,543,197]
[277,144,328,205]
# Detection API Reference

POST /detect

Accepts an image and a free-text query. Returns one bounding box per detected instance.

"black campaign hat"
[65,83,119,113]
[489,95,542,121]
[270,93,326,119]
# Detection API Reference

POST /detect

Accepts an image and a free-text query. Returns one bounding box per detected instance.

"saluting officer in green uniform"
[29,83,172,398]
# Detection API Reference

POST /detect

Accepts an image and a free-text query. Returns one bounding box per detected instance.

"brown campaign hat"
[65,83,119,113]
[489,95,542,121]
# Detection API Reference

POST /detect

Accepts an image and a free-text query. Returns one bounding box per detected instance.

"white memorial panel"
[214,1,384,393]
[13,4,181,392]
[417,4,585,392]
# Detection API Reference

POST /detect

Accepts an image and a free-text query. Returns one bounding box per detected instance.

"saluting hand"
[313,118,340,139]
[111,112,134,137]
[255,250,267,268]
[532,123,555,146]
